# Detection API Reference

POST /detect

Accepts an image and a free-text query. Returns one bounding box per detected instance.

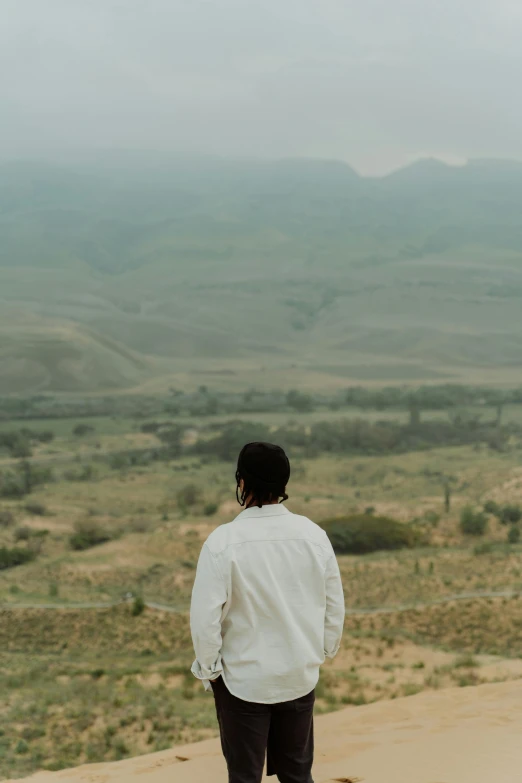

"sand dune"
[10,680,522,783]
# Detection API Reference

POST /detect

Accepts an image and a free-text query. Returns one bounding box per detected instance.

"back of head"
[236,442,291,508]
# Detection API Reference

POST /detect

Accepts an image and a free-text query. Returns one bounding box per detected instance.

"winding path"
[1,588,520,615]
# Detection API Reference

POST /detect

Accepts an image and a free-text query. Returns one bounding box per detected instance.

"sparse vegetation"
[1,404,522,777]
[2,593,522,779]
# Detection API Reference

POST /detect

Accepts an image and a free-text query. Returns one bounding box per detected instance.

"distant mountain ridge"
[1,154,522,393]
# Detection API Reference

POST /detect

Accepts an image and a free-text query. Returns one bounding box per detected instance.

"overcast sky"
[2,0,522,174]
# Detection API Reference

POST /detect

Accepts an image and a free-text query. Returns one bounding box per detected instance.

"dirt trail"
[2,588,520,615]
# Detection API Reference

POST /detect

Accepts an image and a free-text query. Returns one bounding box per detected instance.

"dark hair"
[236,442,290,509]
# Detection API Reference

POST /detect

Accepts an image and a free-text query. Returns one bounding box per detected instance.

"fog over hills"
[1,155,522,394]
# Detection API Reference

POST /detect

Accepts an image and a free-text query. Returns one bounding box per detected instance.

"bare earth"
[10,680,521,783]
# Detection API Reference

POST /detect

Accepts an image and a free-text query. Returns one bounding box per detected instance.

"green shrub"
[0,509,14,527]
[508,525,521,545]
[424,510,440,527]
[321,514,416,555]
[132,596,145,616]
[11,438,32,458]
[73,423,95,437]
[109,453,131,470]
[483,499,499,515]
[31,464,55,486]
[177,483,202,509]
[286,390,314,413]
[454,654,479,668]
[473,541,494,555]
[14,526,32,541]
[0,470,27,498]
[204,502,219,516]
[500,504,522,525]
[191,421,271,461]
[0,546,37,570]
[460,506,488,536]
[21,725,46,742]
[63,464,96,482]
[141,421,162,434]
[49,582,59,598]
[128,518,149,534]
[25,501,47,516]
[69,520,112,551]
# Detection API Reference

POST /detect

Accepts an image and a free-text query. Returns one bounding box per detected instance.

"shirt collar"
[235,503,291,521]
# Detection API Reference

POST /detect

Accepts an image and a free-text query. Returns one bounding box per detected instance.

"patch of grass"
[402,683,423,697]
[454,655,479,668]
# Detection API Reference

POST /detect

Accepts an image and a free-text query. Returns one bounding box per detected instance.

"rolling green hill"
[1,155,522,394]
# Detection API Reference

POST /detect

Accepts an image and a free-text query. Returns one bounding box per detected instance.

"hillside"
[2,155,522,393]
[8,680,522,783]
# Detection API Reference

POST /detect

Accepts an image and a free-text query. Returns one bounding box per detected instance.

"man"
[190,442,345,783]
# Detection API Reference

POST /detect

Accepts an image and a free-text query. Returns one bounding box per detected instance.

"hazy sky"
[2,0,522,174]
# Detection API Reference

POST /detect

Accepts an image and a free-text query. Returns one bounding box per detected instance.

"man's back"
[191,503,345,703]
[190,440,344,783]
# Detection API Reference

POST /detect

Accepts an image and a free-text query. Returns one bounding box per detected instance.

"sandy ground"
[10,679,522,783]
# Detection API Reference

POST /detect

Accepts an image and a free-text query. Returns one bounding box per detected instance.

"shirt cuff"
[191,657,223,690]
[324,640,342,659]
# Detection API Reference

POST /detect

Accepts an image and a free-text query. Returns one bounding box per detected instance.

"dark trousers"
[211,676,315,783]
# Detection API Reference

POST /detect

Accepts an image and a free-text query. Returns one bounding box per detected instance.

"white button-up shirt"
[190,503,345,704]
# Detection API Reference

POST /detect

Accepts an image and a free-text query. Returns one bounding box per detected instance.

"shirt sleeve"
[324,546,345,658]
[190,543,228,688]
